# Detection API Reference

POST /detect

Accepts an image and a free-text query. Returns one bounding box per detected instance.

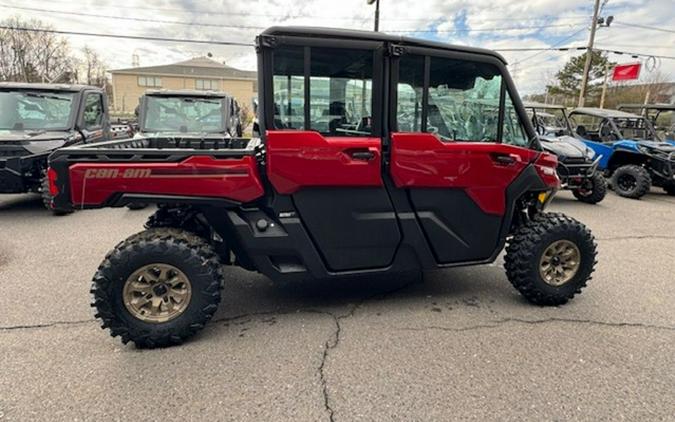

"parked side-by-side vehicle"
[569,107,675,198]
[617,103,675,143]
[524,103,606,204]
[135,90,244,139]
[0,83,126,212]
[48,27,597,348]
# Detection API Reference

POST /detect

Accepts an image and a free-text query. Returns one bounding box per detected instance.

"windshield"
[0,90,76,131]
[143,97,224,133]
[528,108,573,137]
[613,117,659,141]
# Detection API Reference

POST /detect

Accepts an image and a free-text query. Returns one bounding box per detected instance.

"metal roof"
[570,107,643,119]
[143,89,232,98]
[262,26,508,64]
[617,103,675,111]
[111,56,256,80]
[523,101,567,110]
[0,82,101,92]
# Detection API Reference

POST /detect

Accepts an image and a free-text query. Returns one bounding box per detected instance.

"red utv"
[48,27,597,348]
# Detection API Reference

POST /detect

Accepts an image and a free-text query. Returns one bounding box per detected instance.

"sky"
[3,0,674,95]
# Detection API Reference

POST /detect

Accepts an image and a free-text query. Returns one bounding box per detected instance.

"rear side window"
[83,93,104,129]
[272,45,375,136]
[395,54,528,145]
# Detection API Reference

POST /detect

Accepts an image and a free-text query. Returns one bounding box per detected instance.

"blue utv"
[569,107,675,198]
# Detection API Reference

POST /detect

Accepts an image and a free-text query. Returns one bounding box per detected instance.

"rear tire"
[504,212,597,306]
[611,165,651,199]
[663,184,675,196]
[91,228,223,348]
[40,172,73,215]
[572,172,607,204]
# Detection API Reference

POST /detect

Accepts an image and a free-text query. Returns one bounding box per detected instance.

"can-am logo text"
[84,168,152,179]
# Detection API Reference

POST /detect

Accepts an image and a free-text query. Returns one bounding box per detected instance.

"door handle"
[349,150,376,161]
[491,153,517,165]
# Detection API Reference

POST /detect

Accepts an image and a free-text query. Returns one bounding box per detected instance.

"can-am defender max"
[0,83,119,213]
[49,27,598,348]
[524,102,606,204]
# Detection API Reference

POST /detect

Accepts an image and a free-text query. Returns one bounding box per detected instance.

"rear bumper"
[0,154,47,193]
[557,156,600,189]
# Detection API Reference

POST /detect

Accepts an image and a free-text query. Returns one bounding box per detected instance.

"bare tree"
[0,16,76,83]
[80,46,108,87]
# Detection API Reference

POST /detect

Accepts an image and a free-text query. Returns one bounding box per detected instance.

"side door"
[262,38,401,272]
[388,50,539,264]
[78,91,106,143]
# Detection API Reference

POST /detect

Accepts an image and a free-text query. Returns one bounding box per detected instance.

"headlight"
[585,148,596,159]
[637,145,651,155]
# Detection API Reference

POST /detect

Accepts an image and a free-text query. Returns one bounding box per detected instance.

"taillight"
[47,167,59,196]
[534,152,560,189]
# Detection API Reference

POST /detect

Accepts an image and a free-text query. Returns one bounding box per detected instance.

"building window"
[138,76,161,87]
[196,79,218,90]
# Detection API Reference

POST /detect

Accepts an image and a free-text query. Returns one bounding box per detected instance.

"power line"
[0,4,264,30]
[613,21,675,35]
[3,25,674,61]
[18,0,592,23]
[1,4,585,34]
[0,25,255,46]
[511,27,587,65]
[386,23,585,34]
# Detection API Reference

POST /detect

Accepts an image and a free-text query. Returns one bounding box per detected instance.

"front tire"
[572,172,607,204]
[91,228,223,348]
[504,213,597,306]
[611,165,651,199]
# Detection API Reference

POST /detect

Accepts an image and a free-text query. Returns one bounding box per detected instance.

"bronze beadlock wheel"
[505,212,597,306]
[122,263,192,323]
[538,240,581,286]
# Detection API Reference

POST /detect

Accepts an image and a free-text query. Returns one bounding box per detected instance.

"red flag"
[612,63,641,81]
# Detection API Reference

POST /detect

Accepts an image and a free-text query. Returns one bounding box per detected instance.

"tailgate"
[47,138,264,210]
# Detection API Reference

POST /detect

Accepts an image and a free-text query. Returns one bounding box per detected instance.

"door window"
[502,95,528,147]
[395,54,529,146]
[83,93,104,129]
[272,45,375,136]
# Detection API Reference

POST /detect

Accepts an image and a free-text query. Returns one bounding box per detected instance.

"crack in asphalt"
[312,278,421,422]
[0,319,95,331]
[396,317,675,333]
[597,235,675,241]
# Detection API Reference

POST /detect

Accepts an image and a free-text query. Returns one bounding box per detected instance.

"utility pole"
[367,0,380,32]
[578,0,602,107]
[599,61,610,108]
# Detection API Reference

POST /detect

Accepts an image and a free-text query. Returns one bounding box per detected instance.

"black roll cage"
[255,29,538,148]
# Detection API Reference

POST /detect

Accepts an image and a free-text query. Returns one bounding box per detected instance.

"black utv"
[0,83,116,212]
[524,102,606,204]
[135,89,244,139]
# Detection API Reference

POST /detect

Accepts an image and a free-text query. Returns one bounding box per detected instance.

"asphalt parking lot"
[0,190,674,421]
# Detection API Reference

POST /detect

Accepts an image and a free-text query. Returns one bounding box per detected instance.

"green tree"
[546,50,616,106]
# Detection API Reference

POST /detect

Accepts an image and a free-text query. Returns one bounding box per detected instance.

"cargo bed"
[48,136,264,210]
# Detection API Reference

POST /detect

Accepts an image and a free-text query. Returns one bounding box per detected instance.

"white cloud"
[4,0,674,94]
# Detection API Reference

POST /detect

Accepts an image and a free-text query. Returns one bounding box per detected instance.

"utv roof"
[617,103,675,111]
[261,26,508,64]
[144,89,231,98]
[570,107,643,119]
[523,102,567,110]
[0,82,100,92]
